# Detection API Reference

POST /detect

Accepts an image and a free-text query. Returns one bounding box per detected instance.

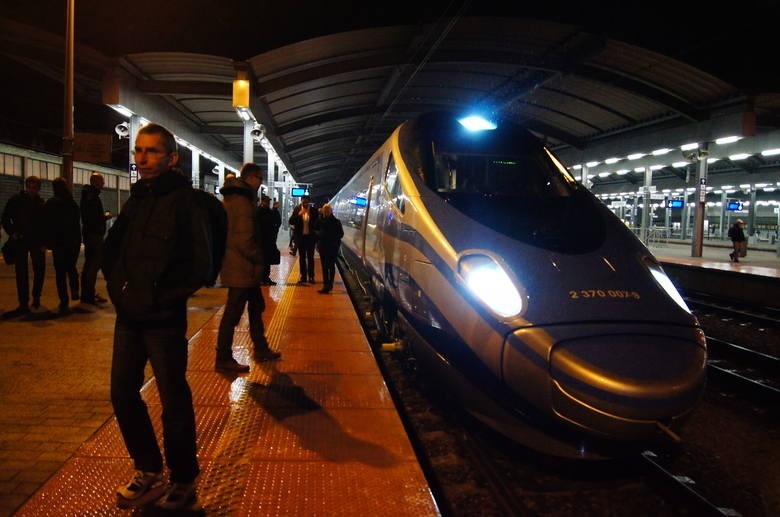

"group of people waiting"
[287,194,344,293]
[1,172,110,318]
[2,122,344,510]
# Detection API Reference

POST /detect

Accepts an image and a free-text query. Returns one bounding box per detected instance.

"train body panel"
[331,112,706,457]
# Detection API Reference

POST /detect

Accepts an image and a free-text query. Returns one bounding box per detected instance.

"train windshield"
[399,113,605,251]
[430,151,576,198]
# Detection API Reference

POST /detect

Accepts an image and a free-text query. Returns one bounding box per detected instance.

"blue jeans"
[110,305,199,483]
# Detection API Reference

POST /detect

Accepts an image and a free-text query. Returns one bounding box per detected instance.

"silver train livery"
[330,112,707,459]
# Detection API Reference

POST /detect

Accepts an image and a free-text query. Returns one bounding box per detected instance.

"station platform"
[648,241,780,308]
[0,248,439,516]
[649,241,780,278]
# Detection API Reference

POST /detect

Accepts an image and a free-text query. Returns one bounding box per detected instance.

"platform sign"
[727,201,743,211]
[130,163,138,184]
[291,187,308,197]
[667,199,684,209]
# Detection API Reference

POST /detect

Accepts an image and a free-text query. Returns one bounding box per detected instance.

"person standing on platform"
[1,175,46,318]
[103,122,210,510]
[43,177,81,315]
[728,219,747,263]
[316,203,343,294]
[217,163,281,374]
[288,195,318,283]
[255,194,281,285]
[80,172,111,305]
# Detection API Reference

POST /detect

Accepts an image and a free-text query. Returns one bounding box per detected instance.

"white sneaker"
[116,470,162,500]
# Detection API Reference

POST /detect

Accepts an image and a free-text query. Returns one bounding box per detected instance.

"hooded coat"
[219,177,265,287]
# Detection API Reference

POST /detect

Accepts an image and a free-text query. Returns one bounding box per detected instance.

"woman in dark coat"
[315,203,343,294]
[44,177,81,314]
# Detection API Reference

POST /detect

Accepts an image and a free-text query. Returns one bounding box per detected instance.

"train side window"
[385,154,405,213]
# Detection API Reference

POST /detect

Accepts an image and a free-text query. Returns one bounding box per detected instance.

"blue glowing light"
[458,115,497,131]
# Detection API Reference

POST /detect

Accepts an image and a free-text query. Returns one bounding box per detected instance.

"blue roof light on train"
[457,115,497,131]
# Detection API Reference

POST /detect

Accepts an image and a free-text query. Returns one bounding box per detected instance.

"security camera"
[115,122,129,139]
[212,165,220,174]
[250,123,265,142]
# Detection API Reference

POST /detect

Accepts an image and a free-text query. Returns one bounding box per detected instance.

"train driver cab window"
[384,153,405,213]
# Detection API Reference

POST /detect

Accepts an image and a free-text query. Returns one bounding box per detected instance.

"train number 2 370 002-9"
[569,289,641,300]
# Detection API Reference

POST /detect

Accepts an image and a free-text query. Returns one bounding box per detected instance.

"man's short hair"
[24,175,42,186]
[239,162,263,180]
[137,122,178,155]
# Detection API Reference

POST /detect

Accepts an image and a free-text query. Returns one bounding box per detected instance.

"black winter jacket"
[1,190,45,246]
[43,192,81,250]
[102,170,211,323]
[80,184,108,238]
[316,215,344,256]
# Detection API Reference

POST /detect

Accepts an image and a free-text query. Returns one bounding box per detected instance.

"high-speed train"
[330,111,707,459]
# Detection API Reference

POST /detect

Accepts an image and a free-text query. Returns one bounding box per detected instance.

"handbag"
[2,239,16,265]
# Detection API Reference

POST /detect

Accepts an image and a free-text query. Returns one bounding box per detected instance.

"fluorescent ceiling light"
[604,157,620,164]
[715,136,741,145]
[627,153,645,160]
[729,153,750,161]
[761,148,780,156]
[680,143,699,151]
[651,148,671,155]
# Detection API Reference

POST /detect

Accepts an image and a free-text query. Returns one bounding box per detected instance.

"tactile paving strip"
[15,251,438,516]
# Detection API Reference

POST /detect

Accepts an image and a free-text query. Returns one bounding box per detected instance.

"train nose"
[503,327,707,440]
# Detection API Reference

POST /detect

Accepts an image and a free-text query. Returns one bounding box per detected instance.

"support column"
[191,151,200,190]
[128,114,142,184]
[267,153,276,185]
[748,188,757,239]
[640,168,652,244]
[720,192,727,240]
[243,120,254,165]
[691,144,708,257]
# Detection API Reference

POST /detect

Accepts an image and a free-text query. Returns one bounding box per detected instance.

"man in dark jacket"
[1,175,46,318]
[255,195,281,285]
[80,172,111,305]
[728,219,746,263]
[288,195,318,283]
[316,203,344,294]
[44,177,81,314]
[102,123,209,510]
[217,164,281,373]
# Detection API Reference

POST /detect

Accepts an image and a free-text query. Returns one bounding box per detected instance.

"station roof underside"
[1,10,778,199]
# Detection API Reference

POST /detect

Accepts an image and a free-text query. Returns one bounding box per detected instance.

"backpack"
[192,189,227,286]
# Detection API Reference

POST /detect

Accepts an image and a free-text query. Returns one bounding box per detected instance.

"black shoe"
[254,349,281,362]
[72,292,80,301]
[298,277,307,284]
[31,299,41,311]
[215,358,250,373]
[267,279,277,286]
[317,289,330,294]
[2,306,30,319]
[94,293,108,303]
[308,277,315,283]
[56,304,72,316]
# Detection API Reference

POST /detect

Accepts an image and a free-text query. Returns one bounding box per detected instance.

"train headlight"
[645,260,691,313]
[458,254,524,318]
